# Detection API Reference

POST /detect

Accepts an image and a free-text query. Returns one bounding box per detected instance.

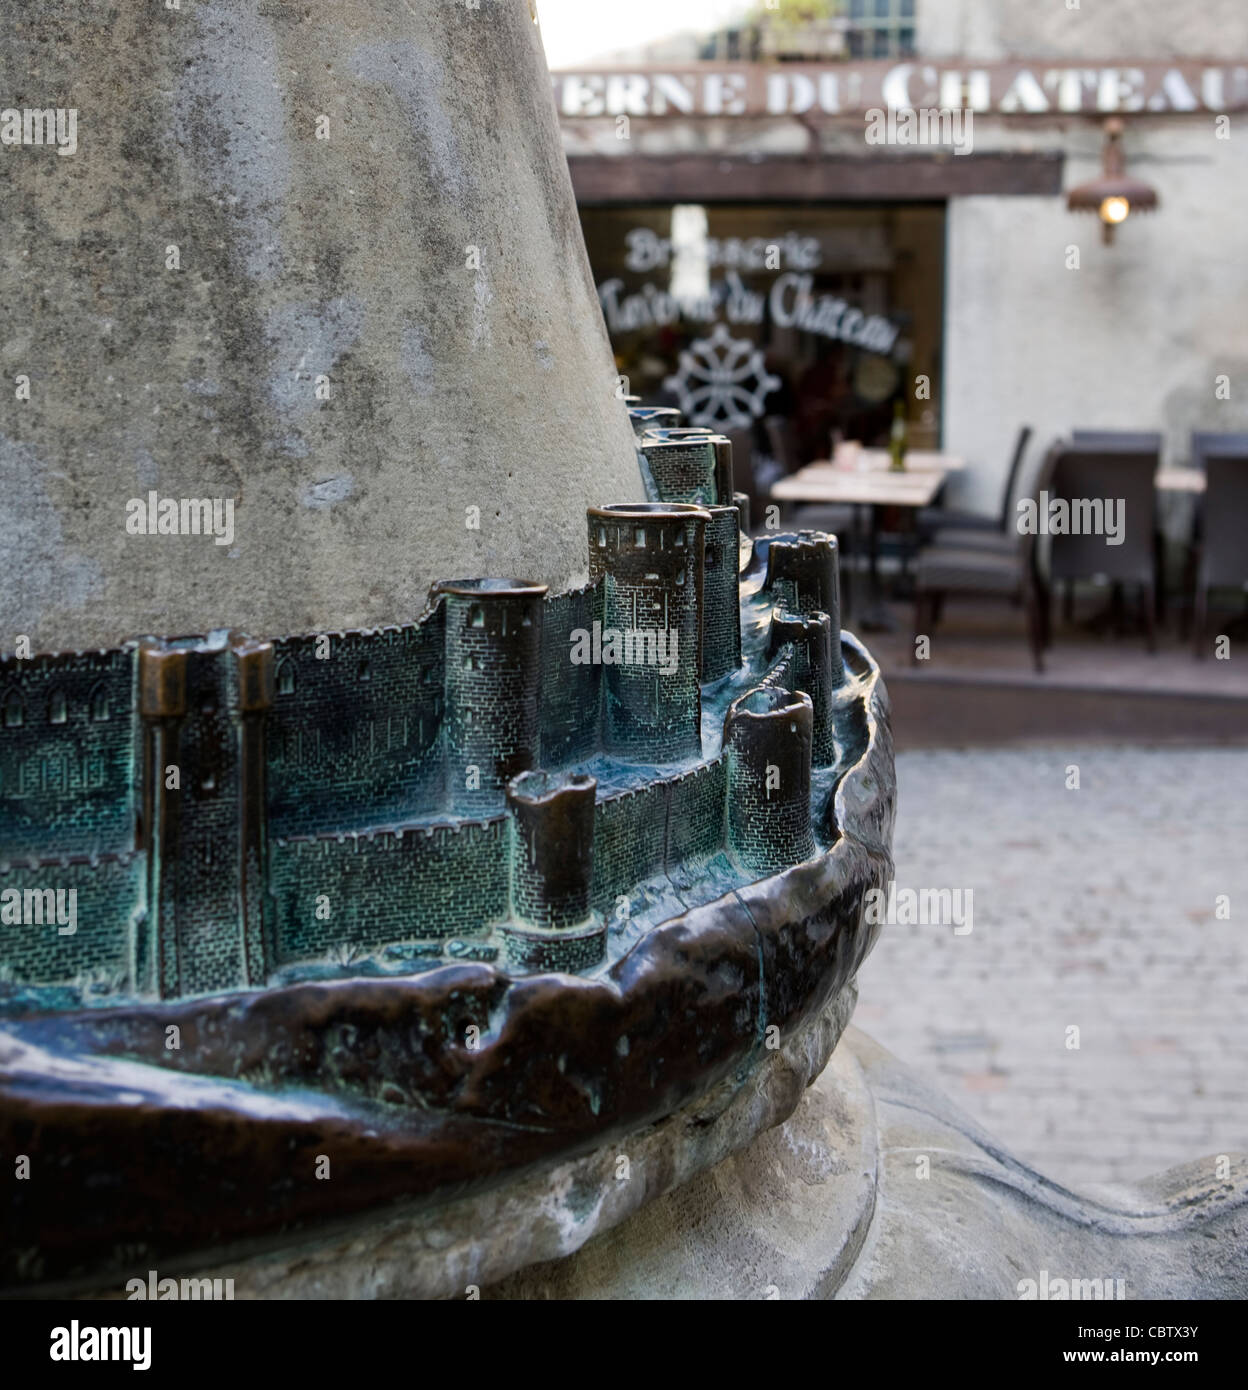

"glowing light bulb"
[1100,196,1130,225]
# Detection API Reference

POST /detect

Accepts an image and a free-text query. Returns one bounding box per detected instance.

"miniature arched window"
[3,689,24,729]
[469,605,484,628]
[634,526,646,548]
[597,526,607,548]
[358,657,371,682]
[89,682,109,721]
[277,660,295,696]
[48,689,68,724]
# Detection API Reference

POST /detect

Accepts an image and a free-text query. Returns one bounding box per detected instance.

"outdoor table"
[771,452,963,627]
[774,456,1202,629]
[820,446,968,475]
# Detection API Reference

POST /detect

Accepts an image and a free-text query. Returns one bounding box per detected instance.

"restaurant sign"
[554,61,1248,119]
[600,270,900,357]
[599,225,901,365]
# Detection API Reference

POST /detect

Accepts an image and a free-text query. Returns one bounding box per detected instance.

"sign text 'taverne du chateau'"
[552,61,1248,119]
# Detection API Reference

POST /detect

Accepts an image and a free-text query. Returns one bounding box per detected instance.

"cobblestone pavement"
[854,745,1248,1189]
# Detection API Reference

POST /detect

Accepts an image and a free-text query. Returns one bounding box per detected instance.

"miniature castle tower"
[138,631,274,999]
[765,532,845,687]
[637,435,718,506]
[638,428,735,511]
[637,431,741,681]
[627,405,682,438]
[702,505,743,681]
[588,503,709,764]
[714,436,736,512]
[506,770,596,930]
[432,579,547,815]
[723,686,816,876]
[501,769,605,974]
[769,609,837,767]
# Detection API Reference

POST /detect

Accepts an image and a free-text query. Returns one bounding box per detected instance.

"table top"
[771,468,946,509]
[774,458,1206,509]
[824,446,967,473]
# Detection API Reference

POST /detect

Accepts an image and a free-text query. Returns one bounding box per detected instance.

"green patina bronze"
[0,422,849,1007]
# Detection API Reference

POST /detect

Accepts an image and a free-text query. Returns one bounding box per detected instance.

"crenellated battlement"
[274,817,509,855]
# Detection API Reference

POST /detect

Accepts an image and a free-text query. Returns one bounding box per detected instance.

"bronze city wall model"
[0,417,896,1294]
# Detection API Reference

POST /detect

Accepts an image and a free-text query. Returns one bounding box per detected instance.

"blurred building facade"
[553,0,1248,511]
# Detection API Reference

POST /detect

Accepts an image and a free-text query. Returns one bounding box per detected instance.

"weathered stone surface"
[487,1026,1247,1300]
[1,0,640,650]
[837,1028,1248,1300]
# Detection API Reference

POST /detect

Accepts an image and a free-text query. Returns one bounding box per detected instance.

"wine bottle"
[889,399,909,472]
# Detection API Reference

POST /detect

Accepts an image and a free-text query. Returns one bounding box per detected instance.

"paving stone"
[857,745,1248,1186]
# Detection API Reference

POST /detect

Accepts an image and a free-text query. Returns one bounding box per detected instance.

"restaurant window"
[581,202,945,468]
[847,0,916,59]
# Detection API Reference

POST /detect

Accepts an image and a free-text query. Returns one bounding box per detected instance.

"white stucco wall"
[920,0,1248,63]
[943,117,1248,513]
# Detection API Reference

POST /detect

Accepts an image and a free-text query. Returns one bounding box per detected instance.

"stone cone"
[0,0,641,650]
